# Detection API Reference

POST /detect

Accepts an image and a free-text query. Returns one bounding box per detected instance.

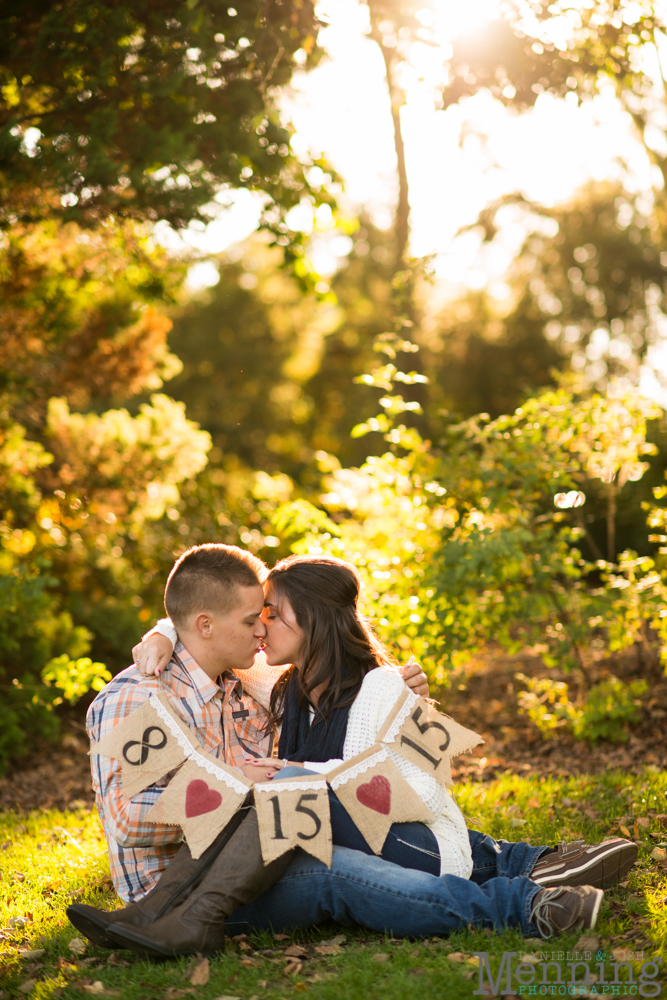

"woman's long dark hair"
[266,555,398,729]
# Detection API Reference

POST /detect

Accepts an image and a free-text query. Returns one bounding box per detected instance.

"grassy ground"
[0,768,666,1000]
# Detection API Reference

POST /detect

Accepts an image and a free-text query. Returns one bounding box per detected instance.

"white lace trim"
[187,750,251,795]
[255,779,327,794]
[149,694,250,795]
[328,747,388,790]
[149,693,198,758]
[382,689,418,744]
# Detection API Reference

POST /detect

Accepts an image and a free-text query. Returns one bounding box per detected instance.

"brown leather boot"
[107,806,293,957]
[67,802,251,948]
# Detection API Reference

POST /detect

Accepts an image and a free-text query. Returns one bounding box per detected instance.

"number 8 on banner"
[255,775,332,867]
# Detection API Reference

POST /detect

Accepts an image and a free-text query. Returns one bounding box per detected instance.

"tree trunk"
[368,11,410,269]
[607,482,617,563]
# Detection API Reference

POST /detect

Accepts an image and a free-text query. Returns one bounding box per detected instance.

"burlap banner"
[144,751,252,858]
[377,690,483,786]
[255,775,332,867]
[327,744,434,854]
[91,692,199,799]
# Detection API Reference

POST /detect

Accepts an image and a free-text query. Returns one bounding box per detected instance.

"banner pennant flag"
[145,749,252,858]
[91,692,200,799]
[327,744,434,854]
[255,775,332,867]
[377,689,483,786]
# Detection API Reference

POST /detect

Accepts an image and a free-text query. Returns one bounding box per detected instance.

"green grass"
[1,769,666,999]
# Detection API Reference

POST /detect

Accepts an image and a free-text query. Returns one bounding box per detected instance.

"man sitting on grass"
[68,543,637,949]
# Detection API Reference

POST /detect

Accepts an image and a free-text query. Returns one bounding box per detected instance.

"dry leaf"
[18,982,35,995]
[527,797,540,809]
[574,935,599,952]
[620,825,632,838]
[446,952,469,962]
[319,934,346,947]
[239,958,259,968]
[294,985,308,994]
[210,996,241,1000]
[651,847,667,862]
[314,945,343,956]
[274,934,290,941]
[236,941,251,952]
[637,817,650,829]
[370,953,388,963]
[69,938,86,956]
[189,956,210,986]
[18,949,45,960]
[82,984,105,995]
[285,944,308,958]
[520,954,540,964]
[284,961,303,976]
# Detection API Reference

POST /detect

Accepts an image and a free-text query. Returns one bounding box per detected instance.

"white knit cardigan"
[151,620,472,878]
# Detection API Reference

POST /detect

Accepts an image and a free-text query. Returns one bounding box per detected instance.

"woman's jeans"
[228,767,550,937]
[276,765,441,876]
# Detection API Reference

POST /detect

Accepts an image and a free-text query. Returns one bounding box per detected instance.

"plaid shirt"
[87,643,273,902]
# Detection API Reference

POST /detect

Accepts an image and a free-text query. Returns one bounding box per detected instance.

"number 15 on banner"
[255,776,332,867]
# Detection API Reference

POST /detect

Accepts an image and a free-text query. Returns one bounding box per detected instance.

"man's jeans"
[228,830,550,938]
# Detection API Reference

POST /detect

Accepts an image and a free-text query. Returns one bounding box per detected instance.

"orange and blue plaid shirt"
[87,643,273,902]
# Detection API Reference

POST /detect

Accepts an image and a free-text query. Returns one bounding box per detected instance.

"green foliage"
[0,0,330,235]
[41,654,111,705]
[516,672,648,743]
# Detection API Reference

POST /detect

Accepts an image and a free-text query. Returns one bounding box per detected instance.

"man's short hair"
[165,544,267,629]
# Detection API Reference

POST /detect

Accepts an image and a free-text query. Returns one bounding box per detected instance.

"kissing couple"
[68,543,636,956]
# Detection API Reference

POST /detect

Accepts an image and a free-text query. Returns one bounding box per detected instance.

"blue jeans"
[230,771,550,937]
[276,766,441,876]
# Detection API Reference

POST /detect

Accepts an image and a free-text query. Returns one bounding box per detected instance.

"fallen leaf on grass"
[69,937,86,956]
[273,934,290,941]
[283,961,303,976]
[18,981,35,995]
[651,847,667,862]
[318,934,346,947]
[164,989,195,999]
[620,826,632,838]
[314,945,342,956]
[527,797,540,809]
[188,955,209,986]
[18,949,45,960]
[637,817,650,829]
[446,952,470,963]
[370,953,388,963]
[294,985,308,994]
[210,996,240,1000]
[239,958,260,968]
[106,954,129,969]
[285,944,308,958]
[574,935,599,952]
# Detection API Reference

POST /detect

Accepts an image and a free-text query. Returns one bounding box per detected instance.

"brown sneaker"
[530,838,637,889]
[530,885,604,939]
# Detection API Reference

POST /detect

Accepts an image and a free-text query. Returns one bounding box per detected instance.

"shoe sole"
[588,887,604,930]
[66,905,117,949]
[107,923,221,960]
[532,842,638,889]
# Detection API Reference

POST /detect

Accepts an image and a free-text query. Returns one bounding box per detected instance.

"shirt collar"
[173,642,244,705]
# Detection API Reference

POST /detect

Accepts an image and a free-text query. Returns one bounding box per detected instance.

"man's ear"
[193,612,213,638]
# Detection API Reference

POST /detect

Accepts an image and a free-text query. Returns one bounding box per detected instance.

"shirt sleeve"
[87,670,182,849]
[301,759,344,774]
[142,618,178,649]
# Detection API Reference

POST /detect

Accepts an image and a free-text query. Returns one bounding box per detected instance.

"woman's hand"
[243,757,302,782]
[132,633,173,677]
[400,656,429,698]
[238,761,282,782]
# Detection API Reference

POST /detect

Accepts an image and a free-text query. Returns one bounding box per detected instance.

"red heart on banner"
[185,779,222,818]
[356,774,391,815]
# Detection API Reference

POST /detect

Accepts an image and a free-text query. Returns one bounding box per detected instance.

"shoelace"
[530,888,578,939]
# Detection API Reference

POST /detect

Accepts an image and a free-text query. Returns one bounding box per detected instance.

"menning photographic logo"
[472,950,663,996]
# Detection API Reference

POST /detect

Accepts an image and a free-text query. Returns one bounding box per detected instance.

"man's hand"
[132,633,172,677]
[400,656,429,698]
